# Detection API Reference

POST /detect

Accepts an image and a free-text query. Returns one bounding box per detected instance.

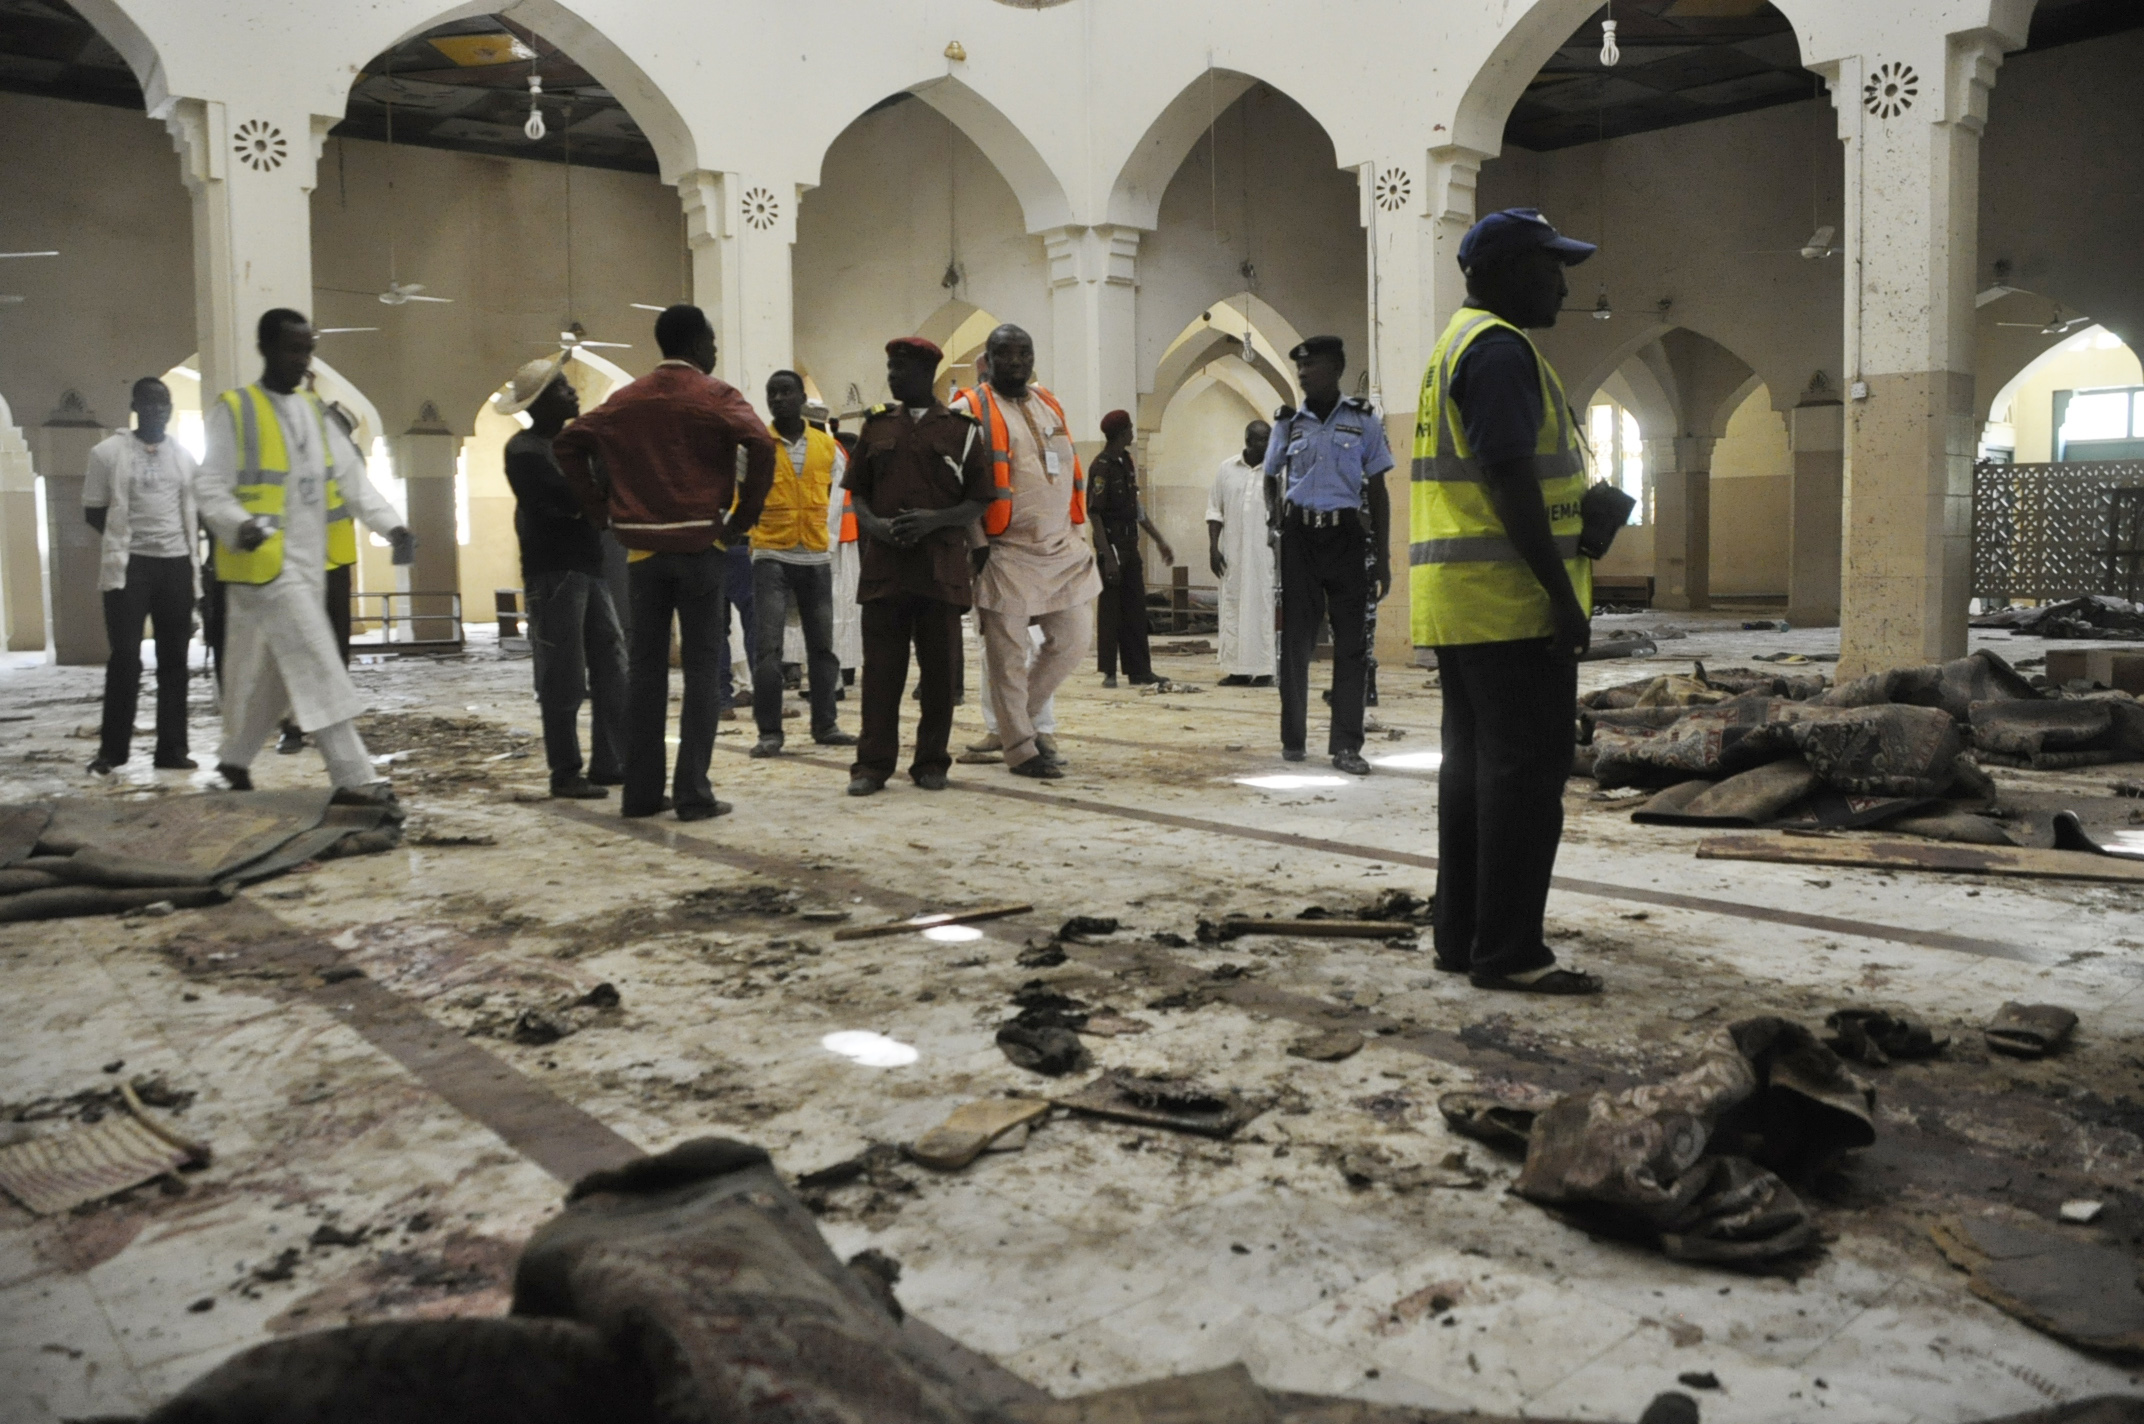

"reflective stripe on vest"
[1408,308,1591,647]
[750,425,839,553]
[214,385,352,585]
[951,384,1085,535]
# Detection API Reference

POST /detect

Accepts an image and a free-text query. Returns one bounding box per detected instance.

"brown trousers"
[853,593,963,783]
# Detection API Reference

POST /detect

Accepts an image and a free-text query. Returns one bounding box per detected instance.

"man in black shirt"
[500,357,627,798]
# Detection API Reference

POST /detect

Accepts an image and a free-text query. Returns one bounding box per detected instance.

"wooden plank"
[1220,918,1415,938]
[1695,833,2144,884]
[832,903,1034,941]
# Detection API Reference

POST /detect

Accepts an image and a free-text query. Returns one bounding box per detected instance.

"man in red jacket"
[556,305,775,821]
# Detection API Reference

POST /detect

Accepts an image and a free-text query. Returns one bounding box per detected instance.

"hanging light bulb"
[1592,290,1614,321]
[1600,17,1621,67]
[524,72,546,141]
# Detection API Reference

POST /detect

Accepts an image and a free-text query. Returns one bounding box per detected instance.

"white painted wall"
[1147,376,1265,587]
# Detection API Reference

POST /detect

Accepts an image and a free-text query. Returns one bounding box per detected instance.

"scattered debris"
[833,903,1032,941]
[1287,1029,1365,1062]
[1078,1012,1151,1037]
[1823,1009,1948,1066]
[309,1222,369,1248]
[1438,1084,1562,1155]
[844,1247,904,1321]
[1696,833,2144,885]
[0,1081,210,1215]
[250,1247,301,1283]
[1220,918,1411,940]
[1057,916,1120,940]
[1337,1144,1485,1192]
[995,1023,1088,1076]
[403,823,497,847]
[1056,1070,1258,1139]
[1971,594,2144,640]
[1511,1019,1873,1264]
[1933,1211,2144,1354]
[1984,1002,2078,1059]
[1677,1372,1722,1391]
[796,908,851,923]
[1016,939,1068,968]
[1139,678,1202,695]
[909,1097,1050,1170]
[2059,1200,2105,1224]
[572,983,621,1010]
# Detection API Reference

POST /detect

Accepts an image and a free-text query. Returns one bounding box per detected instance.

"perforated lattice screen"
[1973,461,2144,603]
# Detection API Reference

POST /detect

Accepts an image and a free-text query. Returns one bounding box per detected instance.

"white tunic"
[1206,454,1277,675]
[828,489,862,669]
[194,393,401,731]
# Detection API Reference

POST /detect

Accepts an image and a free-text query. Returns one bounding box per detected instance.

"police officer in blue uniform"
[1263,335,1393,775]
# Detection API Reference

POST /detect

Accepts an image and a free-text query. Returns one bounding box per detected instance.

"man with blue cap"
[1413,207,1604,996]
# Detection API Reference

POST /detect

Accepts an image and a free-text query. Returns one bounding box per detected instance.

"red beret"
[1100,409,1132,437]
[885,336,943,366]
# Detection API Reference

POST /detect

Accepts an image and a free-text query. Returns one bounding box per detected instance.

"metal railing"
[349,590,464,652]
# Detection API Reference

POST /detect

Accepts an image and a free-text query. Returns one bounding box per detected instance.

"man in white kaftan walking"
[1205,419,1277,685]
[193,309,410,804]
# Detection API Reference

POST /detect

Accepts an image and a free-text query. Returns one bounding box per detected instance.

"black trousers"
[527,568,628,785]
[751,559,840,741]
[624,549,728,816]
[1278,520,1368,756]
[99,555,193,764]
[1432,638,1576,979]
[1095,528,1153,680]
[853,594,961,783]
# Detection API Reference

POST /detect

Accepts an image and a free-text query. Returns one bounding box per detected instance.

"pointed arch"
[1106,69,1259,230]
[1147,293,1305,430]
[65,0,170,111]
[908,77,1073,234]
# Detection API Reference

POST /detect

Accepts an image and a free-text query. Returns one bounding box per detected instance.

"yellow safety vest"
[1409,308,1590,647]
[213,385,356,584]
[750,425,839,553]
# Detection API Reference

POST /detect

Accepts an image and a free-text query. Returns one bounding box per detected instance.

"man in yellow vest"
[1412,209,1601,995]
[193,309,411,807]
[747,370,856,756]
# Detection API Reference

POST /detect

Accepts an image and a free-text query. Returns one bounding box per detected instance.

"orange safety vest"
[950,383,1085,536]
[838,489,858,544]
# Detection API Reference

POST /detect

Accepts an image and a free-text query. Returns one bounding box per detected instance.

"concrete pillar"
[38,391,110,665]
[680,170,796,396]
[1788,401,1845,626]
[1818,32,2014,677]
[0,414,41,652]
[1040,224,1141,438]
[1647,437,1714,611]
[1377,146,1487,665]
[163,98,325,398]
[394,402,461,645]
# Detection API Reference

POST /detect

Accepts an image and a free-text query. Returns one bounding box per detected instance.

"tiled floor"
[2,619,2140,1422]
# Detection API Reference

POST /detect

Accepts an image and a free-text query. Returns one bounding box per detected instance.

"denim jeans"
[750,558,840,741]
[716,544,756,708]
[624,549,728,815]
[526,568,628,785]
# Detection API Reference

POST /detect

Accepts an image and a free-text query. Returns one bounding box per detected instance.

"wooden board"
[1220,918,1415,939]
[1696,832,2144,883]
[832,903,1032,941]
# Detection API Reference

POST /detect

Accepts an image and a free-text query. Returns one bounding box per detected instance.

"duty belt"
[1283,502,1358,530]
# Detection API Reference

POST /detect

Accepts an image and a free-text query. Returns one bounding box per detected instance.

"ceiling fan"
[320,56,453,313]
[0,249,58,306]
[552,321,630,352]
[1750,225,1840,259]
[317,326,380,335]
[1998,305,2091,337]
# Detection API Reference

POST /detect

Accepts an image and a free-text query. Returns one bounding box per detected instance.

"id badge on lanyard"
[1045,450,1062,478]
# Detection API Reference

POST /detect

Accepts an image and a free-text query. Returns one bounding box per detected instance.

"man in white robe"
[1205,419,1277,685]
[194,309,410,805]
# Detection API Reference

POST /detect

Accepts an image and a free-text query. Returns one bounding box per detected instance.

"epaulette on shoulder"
[1342,395,1376,412]
[948,405,981,422]
[1273,404,1297,421]
[865,401,895,417]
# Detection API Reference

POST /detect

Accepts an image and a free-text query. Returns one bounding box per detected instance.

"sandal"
[1469,967,1603,995]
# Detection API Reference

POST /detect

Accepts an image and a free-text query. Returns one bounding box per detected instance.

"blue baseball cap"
[1458,208,1597,275]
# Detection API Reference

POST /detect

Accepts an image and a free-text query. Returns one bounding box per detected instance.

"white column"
[0,415,40,652]
[393,403,461,645]
[38,392,110,666]
[162,98,327,398]
[1648,436,1715,612]
[1041,224,1141,441]
[680,170,796,396]
[1821,33,2010,676]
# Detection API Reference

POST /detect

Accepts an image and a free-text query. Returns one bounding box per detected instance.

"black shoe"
[1333,749,1371,776]
[748,738,784,758]
[1009,756,1064,780]
[1128,675,1160,686]
[154,755,198,771]
[1281,748,1306,763]
[276,726,306,755]
[1102,674,1119,689]
[621,796,674,818]
[915,771,949,790]
[217,763,254,790]
[87,756,116,776]
[588,771,625,787]
[332,781,403,811]
[1250,675,1274,687]
[847,776,884,797]
[814,731,859,747]
[550,775,609,800]
[676,800,732,822]
[1218,675,1252,687]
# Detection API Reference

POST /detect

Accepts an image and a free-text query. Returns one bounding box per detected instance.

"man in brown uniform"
[843,336,994,796]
